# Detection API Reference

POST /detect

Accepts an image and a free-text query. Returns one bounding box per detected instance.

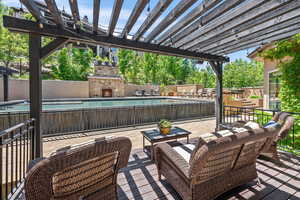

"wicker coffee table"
[141,127,191,160]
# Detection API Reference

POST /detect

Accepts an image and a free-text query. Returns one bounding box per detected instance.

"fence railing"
[0,119,35,200]
[0,101,215,136]
[223,106,300,154]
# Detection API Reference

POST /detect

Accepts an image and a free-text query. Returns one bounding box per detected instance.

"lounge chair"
[261,112,294,160]
[135,90,142,96]
[25,137,132,200]
[155,126,279,200]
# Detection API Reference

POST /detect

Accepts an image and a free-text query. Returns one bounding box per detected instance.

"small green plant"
[249,95,262,99]
[158,119,172,128]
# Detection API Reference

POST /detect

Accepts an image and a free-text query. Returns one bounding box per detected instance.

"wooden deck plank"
[116,148,300,200]
[232,157,299,200]
[289,192,300,200]
[16,145,299,200]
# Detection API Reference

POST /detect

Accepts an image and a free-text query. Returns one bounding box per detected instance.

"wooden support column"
[209,61,223,130]
[29,33,42,158]
[3,73,8,101]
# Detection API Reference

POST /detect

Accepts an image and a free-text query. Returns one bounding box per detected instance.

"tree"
[223,59,263,88]
[187,65,216,88]
[117,49,196,85]
[0,4,28,69]
[142,52,159,84]
[51,47,93,81]
[117,50,264,88]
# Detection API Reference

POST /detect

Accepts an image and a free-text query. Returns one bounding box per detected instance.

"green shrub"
[249,95,262,99]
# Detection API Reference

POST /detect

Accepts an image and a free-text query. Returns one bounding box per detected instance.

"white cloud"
[2,0,21,7]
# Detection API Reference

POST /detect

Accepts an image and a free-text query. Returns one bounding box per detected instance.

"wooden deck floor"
[117,148,300,200]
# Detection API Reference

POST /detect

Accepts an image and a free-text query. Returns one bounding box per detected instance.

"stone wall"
[89,76,125,97]
[163,84,203,96]
[94,64,119,76]
[124,84,160,96]
[176,84,203,93]
[241,87,264,98]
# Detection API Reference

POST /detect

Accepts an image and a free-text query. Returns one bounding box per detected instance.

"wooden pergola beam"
[178,0,288,50]
[108,0,124,36]
[192,1,300,52]
[20,0,46,24]
[164,0,243,46]
[156,0,222,45]
[41,38,69,60]
[93,0,101,33]
[144,0,198,43]
[45,0,63,27]
[133,0,173,41]
[3,16,229,62]
[68,0,80,28]
[213,28,300,55]
[120,0,148,38]
[203,11,300,53]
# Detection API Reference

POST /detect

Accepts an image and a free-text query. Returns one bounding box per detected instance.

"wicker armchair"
[155,127,279,200]
[261,112,294,160]
[25,137,132,200]
[224,112,294,161]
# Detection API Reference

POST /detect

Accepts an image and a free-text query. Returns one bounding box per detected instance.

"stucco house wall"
[0,79,89,101]
[248,44,291,109]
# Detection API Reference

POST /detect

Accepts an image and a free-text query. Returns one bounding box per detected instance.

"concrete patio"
[43,118,216,156]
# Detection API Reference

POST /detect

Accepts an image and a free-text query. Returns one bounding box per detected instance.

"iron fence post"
[0,136,2,199]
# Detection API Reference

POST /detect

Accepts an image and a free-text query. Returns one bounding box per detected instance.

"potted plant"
[158,119,172,135]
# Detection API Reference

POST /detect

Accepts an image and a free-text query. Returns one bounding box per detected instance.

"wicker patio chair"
[261,112,294,160]
[25,136,132,200]
[223,112,294,161]
[155,127,279,200]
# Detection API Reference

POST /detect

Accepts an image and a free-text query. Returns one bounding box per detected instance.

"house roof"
[247,43,275,59]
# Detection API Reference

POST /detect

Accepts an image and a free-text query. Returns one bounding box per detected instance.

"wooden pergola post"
[28,32,68,159]
[3,73,8,101]
[210,61,223,130]
[29,33,42,158]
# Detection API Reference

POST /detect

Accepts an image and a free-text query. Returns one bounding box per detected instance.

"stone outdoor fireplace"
[88,63,125,97]
[102,89,113,97]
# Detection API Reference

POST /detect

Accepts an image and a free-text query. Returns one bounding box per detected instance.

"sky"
[2,0,253,62]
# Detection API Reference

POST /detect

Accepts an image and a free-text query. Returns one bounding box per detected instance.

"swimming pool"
[0,98,215,136]
[0,98,195,112]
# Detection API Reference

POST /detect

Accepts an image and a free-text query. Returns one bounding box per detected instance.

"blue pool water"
[0,98,195,112]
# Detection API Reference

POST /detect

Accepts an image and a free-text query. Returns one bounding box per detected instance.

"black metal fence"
[0,119,34,200]
[0,101,215,136]
[223,106,300,154]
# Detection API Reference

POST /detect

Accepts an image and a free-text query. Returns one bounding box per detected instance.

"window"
[269,71,281,110]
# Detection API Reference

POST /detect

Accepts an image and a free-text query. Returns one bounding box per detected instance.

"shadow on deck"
[117,149,300,200]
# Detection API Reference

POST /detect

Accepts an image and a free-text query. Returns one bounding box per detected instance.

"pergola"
[3,0,300,158]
